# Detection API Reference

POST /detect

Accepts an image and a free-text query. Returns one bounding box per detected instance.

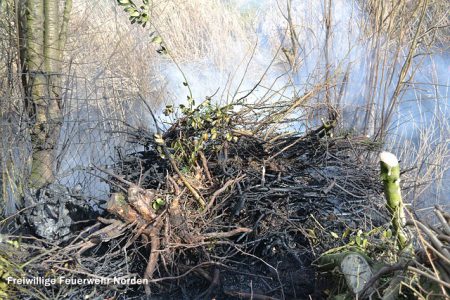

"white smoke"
[155,0,449,205]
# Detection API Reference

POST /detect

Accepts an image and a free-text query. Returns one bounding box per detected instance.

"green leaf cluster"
[0,238,21,298]
[117,0,150,27]
[152,198,166,211]
[163,96,238,170]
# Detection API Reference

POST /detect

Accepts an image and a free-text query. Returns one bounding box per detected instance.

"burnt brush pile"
[4,100,389,299]
[82,109,385,298]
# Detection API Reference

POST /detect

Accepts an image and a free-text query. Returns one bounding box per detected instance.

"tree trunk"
[18,0,72,190]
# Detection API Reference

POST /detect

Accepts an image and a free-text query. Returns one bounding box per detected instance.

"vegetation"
[0,0,448,299]
[317,152,449,298]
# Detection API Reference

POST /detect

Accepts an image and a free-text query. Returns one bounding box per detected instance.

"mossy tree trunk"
[18,0,72,190]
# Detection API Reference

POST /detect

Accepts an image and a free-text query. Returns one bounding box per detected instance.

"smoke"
[53,0,447,208]
[157,0,369,115]
[155,0,449,204]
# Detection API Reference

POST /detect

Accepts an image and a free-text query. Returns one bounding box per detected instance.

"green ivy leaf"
[155,198,165,206]
[362,238,368,248]
[130,11,140,17]
[330,231,339,239]
[154,134,165,145]
[152,198,165,211]
[383,229,392,239]
[342,228,351,239]
[163,105,174,116]
[151,35,163,45]
[141,14,149,23]
[156,46,167,54]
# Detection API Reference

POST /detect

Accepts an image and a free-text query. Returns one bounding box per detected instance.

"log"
[127,186,157,222]
[107,192,140,223]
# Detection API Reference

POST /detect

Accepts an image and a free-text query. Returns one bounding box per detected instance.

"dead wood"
[144,219,163,295]
[106,192,141,223]
[127,186,157,222]
[203,227,252,239]
[8,103,391,299]
[224,290,280,300]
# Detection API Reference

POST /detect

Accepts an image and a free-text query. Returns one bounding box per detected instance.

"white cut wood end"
[380,151,399,167]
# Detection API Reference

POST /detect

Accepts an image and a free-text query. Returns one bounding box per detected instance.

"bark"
[107,192,141,223]
[18,0,72,190]
[127,186,157,222]
[25,0,49,188]
[58,0,72,55]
